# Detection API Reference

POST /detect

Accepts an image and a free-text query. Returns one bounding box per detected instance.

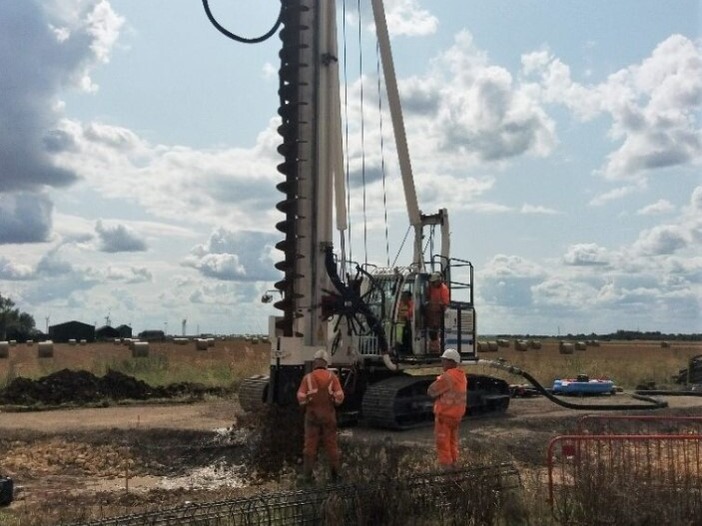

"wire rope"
[376,42,391,267]
[342,0,353,269]
[201,0,281,44]
[357,0,369,265]
[391,225,412,268]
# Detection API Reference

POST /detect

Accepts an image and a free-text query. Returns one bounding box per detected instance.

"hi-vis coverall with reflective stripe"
[296,368,345,469]
[427,368,467,466]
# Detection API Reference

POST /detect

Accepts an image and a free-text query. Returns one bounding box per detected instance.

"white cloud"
[384,0,438,37]
[0,193,54,244]
[520,203,560,215]
[563,243,609,266]
[523,34,702,181]
[636,199,675,215]
[95,220,147,253]
[0,258,34,280]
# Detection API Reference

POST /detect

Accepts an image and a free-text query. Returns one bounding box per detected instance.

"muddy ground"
[2,391,702,525]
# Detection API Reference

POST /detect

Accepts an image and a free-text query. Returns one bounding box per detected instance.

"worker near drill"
[427,348,467,468]
[296,349,345,483]
[396,290,414,354]
[426,272,449,354]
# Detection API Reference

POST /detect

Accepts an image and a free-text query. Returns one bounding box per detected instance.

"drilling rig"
[204,0,510,429]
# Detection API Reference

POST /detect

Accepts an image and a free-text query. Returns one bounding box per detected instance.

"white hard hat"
[440,348,461,364]
[429,272,441,282]
[313,349,329,362]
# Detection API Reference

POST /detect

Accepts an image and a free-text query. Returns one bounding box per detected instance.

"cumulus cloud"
[563,243,609,266]
[522,34,702,182]
[636,199,675,215]
[384,0,438,37]
[520,203,560,215]
[95,220,147,253]
[0,193,54,244]
[0,1,123,196]
[0,257,34,280]
[103,266,152,283]
[183,228,280,282]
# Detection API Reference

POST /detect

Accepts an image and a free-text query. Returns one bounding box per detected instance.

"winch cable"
[391,225,412,268]
[356,0,369,265]
[201,0,281,43]
[342,0,353,272]
[478,359,669,411]
[376,41,391,267]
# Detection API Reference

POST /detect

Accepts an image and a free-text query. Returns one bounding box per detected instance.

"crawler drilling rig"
[204,0,510,429]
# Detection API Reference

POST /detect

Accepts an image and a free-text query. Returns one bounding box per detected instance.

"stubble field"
[0,337,701,525]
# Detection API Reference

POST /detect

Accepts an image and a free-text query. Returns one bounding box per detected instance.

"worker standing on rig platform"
[426,272,449,354]
[427,348,467,468]
[297,349,345,483]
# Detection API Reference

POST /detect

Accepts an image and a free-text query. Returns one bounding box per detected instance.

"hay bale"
[487,341,499,352]
[8,340,16,347]
[196,338,209,351]
[477,341,487,352]
[68,339,77,346]
[559,341,574,354]
[575,341,587,351]
[0,341,9,359]
[515,340,529,351]
[114,338,121,345]
[661,341,671,348]
[79,339,87,346]
[496,339,510,348]
[207,337,215,348]
[132,341,149,357]
[529,340,542,350]
[38,341,54,358]
[174,337,188,345]
[26,339,34,346]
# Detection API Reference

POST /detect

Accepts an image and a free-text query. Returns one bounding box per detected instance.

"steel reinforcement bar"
[65,463,519,526]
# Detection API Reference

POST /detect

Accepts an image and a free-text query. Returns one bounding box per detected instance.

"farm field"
[0,338,701,525]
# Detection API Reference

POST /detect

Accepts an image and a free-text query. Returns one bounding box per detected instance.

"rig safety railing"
[548,434,702,525]
[66,462,519,526]
[576,414,702,435]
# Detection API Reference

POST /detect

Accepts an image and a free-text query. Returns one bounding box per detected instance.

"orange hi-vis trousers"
[303,414,340,469]
[435,415,461,466]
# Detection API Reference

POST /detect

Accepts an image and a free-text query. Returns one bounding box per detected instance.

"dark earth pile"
[0,369,229,406]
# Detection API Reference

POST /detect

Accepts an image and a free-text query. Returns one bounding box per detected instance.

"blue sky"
[0,0,700,336]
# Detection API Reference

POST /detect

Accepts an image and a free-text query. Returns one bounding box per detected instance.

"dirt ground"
[3,391,702,524]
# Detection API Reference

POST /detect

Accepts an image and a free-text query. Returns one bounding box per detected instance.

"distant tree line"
[0,294,37,341]
[494,330,701,342]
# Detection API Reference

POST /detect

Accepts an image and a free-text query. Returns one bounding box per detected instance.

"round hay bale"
[207,338,215,348]
[487,341,499,352]
[8,340,16,347]
[114,338,121,345]
[529,340,542,350]
[559,341,574,355]
[26,339,34,346]
[174,337,188,345]
[515,340,529,351]
[79,339,87,346]
[661,341,671,348]
[0,341,9,359]
[38,341,54,358]
[132,341,149,358]
[496,339,510,348]
[68,339,77,346]
[196,338,209,351]
[477,341,487,352]
[575,341,587,351]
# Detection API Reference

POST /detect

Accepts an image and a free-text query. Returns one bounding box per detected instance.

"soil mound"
[0,369,227,406]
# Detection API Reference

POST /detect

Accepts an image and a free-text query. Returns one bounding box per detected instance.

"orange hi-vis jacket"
[428,368,467,420]
[297,368,345,415]
[428,283,450,307]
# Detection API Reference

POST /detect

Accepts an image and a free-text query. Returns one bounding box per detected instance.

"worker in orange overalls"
[427,348,467,468]
[296,349,345,483]
[426,272,449,354]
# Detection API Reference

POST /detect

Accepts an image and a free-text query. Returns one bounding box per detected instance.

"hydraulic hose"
[478,359,669,411]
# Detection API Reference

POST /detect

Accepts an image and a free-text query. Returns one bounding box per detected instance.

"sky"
[0,0,700,337]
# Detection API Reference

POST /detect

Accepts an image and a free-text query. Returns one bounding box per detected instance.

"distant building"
[48,321,95,343]
[116,325,133,339]
[96,325,120,340]
[138,330,165,342]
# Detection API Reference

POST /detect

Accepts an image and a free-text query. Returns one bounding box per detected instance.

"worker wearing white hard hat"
[296,348,344,483]
[427,348,467,468]
[426,272,449,354]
